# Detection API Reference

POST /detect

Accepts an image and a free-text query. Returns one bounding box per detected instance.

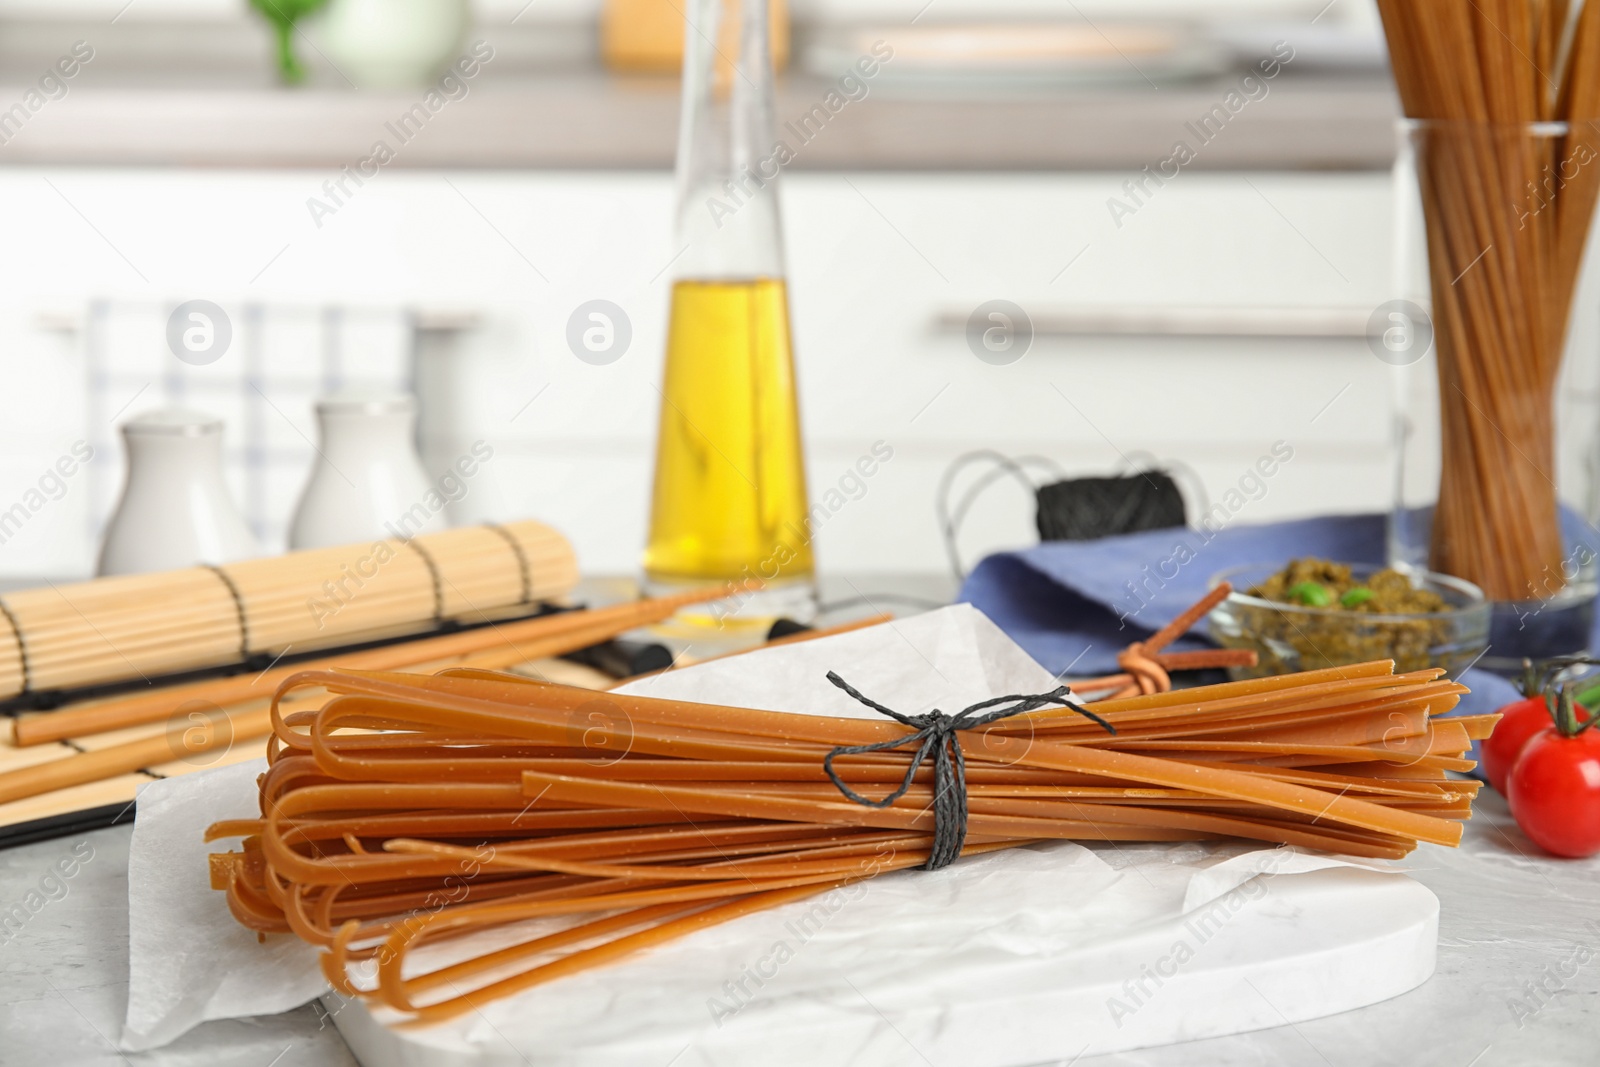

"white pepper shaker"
[96,409,258,576]
[288,392,444,550]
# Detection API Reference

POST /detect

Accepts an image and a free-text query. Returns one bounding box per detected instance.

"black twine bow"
[822,671,1116,871]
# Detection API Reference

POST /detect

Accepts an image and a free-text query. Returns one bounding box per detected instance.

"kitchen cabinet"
[0,168,1397,579]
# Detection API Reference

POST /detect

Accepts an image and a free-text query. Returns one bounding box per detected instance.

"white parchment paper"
[121,604,1404,1055]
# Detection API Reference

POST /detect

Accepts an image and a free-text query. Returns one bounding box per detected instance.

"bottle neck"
[672,0,786,281]
[317,408,418,466]
[124,429,228,488]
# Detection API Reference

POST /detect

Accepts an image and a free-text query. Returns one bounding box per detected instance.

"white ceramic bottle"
[288,392,444,550]
[96,409,259,576]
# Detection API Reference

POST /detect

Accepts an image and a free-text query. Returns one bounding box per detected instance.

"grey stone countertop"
[1,753,1596,1065]
[0,575,1590,1064]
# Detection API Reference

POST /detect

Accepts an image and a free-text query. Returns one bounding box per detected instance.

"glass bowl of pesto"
[1207,559,1489,680]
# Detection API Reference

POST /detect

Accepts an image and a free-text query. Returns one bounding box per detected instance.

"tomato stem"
[1519,657,1542,697]
[1519,655,1592,698]
[1554,681,1599,737]
[1522,655,1600,717]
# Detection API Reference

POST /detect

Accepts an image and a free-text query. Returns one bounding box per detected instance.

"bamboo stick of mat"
[11,585,739,747]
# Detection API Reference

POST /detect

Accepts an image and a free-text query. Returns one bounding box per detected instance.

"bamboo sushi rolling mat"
[0,520,582,845]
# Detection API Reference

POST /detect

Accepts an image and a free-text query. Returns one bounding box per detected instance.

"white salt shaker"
[288,392,444,550]
[96,409,259,576]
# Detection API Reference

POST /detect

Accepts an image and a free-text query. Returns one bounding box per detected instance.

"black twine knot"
[821,671,1116,871]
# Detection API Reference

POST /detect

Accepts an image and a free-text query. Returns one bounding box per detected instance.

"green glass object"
[250,0,330,84]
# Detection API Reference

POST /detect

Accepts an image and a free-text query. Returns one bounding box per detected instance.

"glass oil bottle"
[643,0,815,626]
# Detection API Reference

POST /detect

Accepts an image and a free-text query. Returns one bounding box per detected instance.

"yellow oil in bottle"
[644,278,814,599]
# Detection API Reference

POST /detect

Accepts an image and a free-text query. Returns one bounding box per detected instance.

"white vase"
[96,409,259,576]
[289,393,444,550]
[317,0,470,88]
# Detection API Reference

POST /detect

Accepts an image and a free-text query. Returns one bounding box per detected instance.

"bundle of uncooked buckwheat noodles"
[208,646,1489,1023]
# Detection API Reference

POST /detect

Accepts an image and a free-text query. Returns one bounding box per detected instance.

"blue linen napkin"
[956,513,1521,718]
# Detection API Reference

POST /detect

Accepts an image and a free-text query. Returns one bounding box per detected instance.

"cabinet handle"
[938,306,1372,339]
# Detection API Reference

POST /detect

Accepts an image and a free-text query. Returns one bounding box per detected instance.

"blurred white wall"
[0,167,1401,582]
[0,0,1418,583]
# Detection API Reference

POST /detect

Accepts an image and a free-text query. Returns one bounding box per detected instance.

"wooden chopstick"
[11,586,738,747]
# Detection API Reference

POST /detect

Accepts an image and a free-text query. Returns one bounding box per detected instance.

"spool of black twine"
[821,672,1116,870]
[1035,471,1186,542]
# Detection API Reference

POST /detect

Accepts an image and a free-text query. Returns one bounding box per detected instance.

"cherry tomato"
[1483,695,1589,796]
[1507,728,1600,857]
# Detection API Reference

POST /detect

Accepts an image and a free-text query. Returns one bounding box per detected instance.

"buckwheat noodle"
[209,652,1489,1023]
[1377,0,1600,599]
